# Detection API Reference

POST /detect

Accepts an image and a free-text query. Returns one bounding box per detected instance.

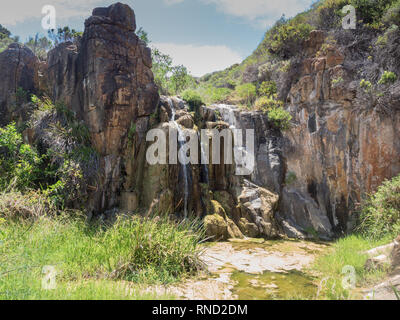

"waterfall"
[168,98,189,218]
[198,132,209,184]
[213,104,254,176]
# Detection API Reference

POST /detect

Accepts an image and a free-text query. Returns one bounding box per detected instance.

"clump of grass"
[312,235,392,299]
[0,212,204,299]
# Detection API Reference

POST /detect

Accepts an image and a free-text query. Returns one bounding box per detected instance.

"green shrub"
[268,20,313,58]
[331,77,344,86]
[255,96,291,130]
[182,89,204,109]
[383,0,400,26]
[0,123,41,191]
[0,190,53,220]
[351,0,394,26]
[378,71,398,85]
[28,96,98,209]
[267,106,292,131]
[258,81,277,97]
[235,83,257,105]
[254,95,284,111]
[360,79,372,92]
[358,174,400,240]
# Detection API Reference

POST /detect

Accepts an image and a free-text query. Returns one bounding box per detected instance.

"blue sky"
[1,0,316,76]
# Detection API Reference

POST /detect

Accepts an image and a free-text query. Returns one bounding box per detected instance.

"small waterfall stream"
[168,98,189,218]
[213,104,253,175]
[198,132,209,184]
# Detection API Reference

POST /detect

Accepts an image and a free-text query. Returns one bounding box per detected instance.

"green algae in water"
[231,270,318,300]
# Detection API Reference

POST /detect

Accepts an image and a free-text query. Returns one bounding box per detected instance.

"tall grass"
[0,212,204,300]
[312,235,392,299]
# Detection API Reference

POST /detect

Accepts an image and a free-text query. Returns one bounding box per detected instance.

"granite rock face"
[0,43,39,126]
[46,3,159,213]
[280,30,400,238]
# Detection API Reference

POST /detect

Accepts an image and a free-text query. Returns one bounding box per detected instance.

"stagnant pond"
[160,239,331,300]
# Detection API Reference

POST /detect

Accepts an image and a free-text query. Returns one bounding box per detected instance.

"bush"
[0,123,41,191]
[254,95,284,111]
[235,83,257,105]
[182,89,204,109]
[360,79,372,92]
[268,18,313,58]
[267,106,292,131]
[258,81,277,97]
[383,0,400,26]
[351,0,394,26]
[358,174,400,240]
[0,191,53,220]
[378,71,398,85]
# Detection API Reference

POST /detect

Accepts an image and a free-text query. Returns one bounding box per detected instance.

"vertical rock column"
[77,3,159,212]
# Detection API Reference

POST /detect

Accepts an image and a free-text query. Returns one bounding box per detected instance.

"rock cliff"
[0,3,399,241]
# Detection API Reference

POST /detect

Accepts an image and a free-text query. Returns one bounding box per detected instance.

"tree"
[25,34,52,60]
[0,24,11,40]
[48,26,82,46]
[137,27,150,45]
[152,48,173,95]
[169,65,194,94]
[0,25,17,53]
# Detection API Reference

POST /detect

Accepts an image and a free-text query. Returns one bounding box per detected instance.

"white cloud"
[203,0,313,28]
[151,43,242,77]
[163,0,184,5]
[0,0,105,25]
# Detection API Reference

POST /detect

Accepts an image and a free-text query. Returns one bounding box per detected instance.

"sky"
[1,0,316,76]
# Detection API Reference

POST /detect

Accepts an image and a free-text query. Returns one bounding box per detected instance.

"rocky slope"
[0,2,399,240]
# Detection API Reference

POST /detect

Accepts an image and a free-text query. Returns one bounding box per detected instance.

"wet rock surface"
[143,239,328,300]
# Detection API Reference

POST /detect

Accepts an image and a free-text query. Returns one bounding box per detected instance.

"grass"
[311,234,392,299]
[0,211,204,300]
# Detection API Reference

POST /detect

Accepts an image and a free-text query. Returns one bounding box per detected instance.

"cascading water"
[168,98,189,218]
[213,104,254,175]
[198,132,209,184]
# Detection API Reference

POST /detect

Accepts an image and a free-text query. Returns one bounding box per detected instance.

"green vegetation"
[258,81,277,97]
[0,24,18,53]
[47,26,82,46]
[0,212,203,299]
[378,71,398,85]
[0,96,98,210]
[235,83,257,106]
[360,79,372,92]
[254,95,291,130]
[182,89,204,109]
[357,174,400,240]
[25,34,52,61]
[267,107,292,131]
[331,77,344,86]
[152,48,195,96]
[268,18,313,59]
[312,235,391,299]
[311,175,400,299]
[383,0,400,26]
[285,171,297,185]
[0,123,41,191]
